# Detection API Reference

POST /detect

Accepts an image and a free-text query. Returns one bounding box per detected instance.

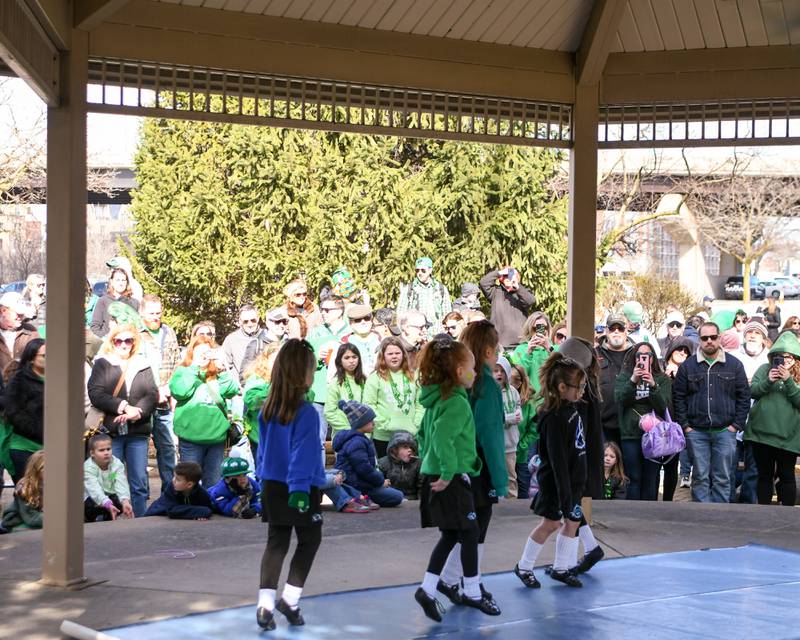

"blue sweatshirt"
[208,476,261,517]
[256,401,326,494]
[144,483,213,520]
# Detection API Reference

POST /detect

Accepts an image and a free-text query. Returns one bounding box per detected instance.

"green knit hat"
[331,267,357,299]
[107,301,145,331]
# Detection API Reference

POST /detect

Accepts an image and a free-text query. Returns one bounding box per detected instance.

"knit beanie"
[337,399,376,431]
[720,329,740,352]
[742,319,768,339]
[460,282,480,297]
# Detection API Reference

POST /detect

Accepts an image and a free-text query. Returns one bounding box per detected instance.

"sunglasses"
[735,319,746,325]
[321,307,339,313]
[607,325,626,333]
[113,337,134,346]
[415,268,430,273]
[352,316,372,323]
[668,321,684,328]
[196,330,214,338]
[292,292,308,297]
[445,324,459,331]
[241,318,258,324]
[793,322,800,327]
[270,318,289,325]
[699,334,719,342]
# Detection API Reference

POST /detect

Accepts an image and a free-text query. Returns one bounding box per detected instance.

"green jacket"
[307,321,350,404]
[510,344,550,394]
[516,400,539,463]
[243,375,270,444]
[745,331,800,454]
[470,365,508,497]
[169,365,240,445]
[418,384,481,480]
[324,374,366,440]
[614,371,672,440]
[363,370,423,442]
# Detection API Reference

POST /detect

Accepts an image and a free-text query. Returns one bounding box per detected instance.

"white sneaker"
[679,476,690,488]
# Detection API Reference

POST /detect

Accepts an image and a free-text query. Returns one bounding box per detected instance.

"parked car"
[724,276,765,300]
[1,281,26,294]
[772,276,800,298]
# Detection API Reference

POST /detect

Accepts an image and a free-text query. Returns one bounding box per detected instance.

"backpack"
[641,408,685,462]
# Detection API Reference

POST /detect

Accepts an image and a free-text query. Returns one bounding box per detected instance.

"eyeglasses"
[445,324,459,331]
[408,324,426,330]
[352,316,372,323]
[415,268,430,273]
[241,318,258,324]
[292,292,308,298]
[555,332,567,341]
[113,337,134,346]
[667,321,684,328]
[607,325,626,333]
[699,334,719,342]
[321,307,339,313]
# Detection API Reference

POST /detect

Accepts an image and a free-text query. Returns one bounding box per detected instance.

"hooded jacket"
[378,430,422,498]
[333,428,385,493]
[745,331,800,454]
[417,384,481,481]
[169,365,240,444]
[242,374,269,445]
[468,366,508,496]
[664,336,696,368]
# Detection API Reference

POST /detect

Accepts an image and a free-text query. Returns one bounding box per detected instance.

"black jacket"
[144,482,213,520]
[576,390,605,500]
[87,355,158,437]
[596,338,633,433]
[479,269,535,347]
[3,365,44,445]
[377,431,422,499]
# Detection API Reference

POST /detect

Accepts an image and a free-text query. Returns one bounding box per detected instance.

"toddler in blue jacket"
[209,457,261,518]
[144,461,213,520]
[332,400,404,508]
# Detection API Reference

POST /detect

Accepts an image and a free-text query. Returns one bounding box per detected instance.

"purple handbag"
[641,408,686,461]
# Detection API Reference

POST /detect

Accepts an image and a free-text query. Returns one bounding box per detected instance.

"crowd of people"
[0,256,798,628]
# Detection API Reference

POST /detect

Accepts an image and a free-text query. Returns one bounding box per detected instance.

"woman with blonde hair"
[1,450,45,531]
[282,280,321,339]
[87,323,158,516]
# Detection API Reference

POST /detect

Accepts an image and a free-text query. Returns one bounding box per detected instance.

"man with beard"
[673,322,750,503]
[596,313,633,446]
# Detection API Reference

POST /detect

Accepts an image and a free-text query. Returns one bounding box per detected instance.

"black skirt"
[420,474,478,531]
[474,447,499,508]
[261,480,322,528]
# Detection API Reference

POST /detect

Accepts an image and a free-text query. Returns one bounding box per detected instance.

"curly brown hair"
[418,338,472,399]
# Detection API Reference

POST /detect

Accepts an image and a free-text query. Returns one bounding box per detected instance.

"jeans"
[364,484,404,507]
[738,442,758,504]
[679,448,692,477]
[621,439,660,500]
[178,439,225,488]
[151,409,176,488]
[324,482,362,510]
[516,462,531,499]
[685,428,738,503]
[112,435,150,517]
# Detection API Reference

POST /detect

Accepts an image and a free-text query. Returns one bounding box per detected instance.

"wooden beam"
[575,0,627,86]
[75,0,130,31]
[23,0,71,50]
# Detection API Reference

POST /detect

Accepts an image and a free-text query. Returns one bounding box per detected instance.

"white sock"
[578,525,598,553]
[421,571,439,598]
[281,584,303,610]
[553,533,579,571]
[477,543,485,581]
[440,544,463,586]
[257,588,276,610]
[463,575,481,600]
[518,537,543,572]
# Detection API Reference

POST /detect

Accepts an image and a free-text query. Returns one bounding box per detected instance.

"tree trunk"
[743,260,752,304]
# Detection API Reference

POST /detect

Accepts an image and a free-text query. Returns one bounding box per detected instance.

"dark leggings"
[427,525,479,577]
[260,524,322,589]
[751,442,797,506]
[661,455,679,501]
[476,504,492,544]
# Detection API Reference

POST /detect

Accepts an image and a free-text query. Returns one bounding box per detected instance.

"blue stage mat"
[108,544,800,640]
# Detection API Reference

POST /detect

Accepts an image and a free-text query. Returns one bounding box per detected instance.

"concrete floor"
[2,499,800,639]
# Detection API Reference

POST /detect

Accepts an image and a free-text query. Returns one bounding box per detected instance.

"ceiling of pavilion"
[153,0,800,52]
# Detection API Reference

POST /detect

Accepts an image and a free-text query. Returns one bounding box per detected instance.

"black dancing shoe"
[513,564,541,589]
[544,564,578,577]
[462,593,502,616]
[275,599,305,626]
[436,579,462,605]
[550,569,583,587]
[415,587,445,623]
[575,545,605,574]
[480,582,494,600]
[256,607,276,630]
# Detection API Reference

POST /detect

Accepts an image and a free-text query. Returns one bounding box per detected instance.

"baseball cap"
[606,313,628,329]
[0,292,29,314]
[346,304,372,320]
[415,257,433,270]
[267,308,289,322]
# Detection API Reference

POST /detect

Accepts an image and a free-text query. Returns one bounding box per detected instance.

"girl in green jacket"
[242,342,281,461]
[363,337,423,459]
[414,337,500,622]
[170,335,240,488]
[745,330,800,506]
[324,343,367,442]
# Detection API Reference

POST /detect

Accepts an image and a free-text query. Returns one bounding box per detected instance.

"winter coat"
[596,338,634,433]
[324,374,365,440]
[240,330,284,382]
[515,401,539,464]
[0,323,38,383]
[478,269,535,347]
[362,370,423,442]
[242,375,269,444]
[2,493,42,530]
[169,365,240,445]
[3,365,44,447]
[87,354,159,437]
[673,350,751,430]
[333,428,385,493]
[90,293,139,338]
[377,431,422,499]
[256,401,325,494]
[745,331,800,455]
[469,366,508,496]
[576,387,606,500]
[208,476,261,517]
[417,384,481,481]
[614,371,672,440]
[144,482,213,520]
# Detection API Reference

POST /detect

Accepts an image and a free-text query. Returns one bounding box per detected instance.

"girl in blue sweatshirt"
[255,339,325,631]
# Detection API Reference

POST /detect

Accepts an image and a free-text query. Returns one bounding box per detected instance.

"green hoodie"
[307,320,351,405]
[243,375,270,444]
[470,364,508,497]
[363,370,424,442]
[745,331,800,455]
[418,384,481,480]
[169,365,240,445]
[324,374,366,440]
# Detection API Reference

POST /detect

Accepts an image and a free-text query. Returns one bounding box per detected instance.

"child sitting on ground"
[321,470,372,513]
[332,399,404,508]
[83,433,134,522]
[1,450,44,531]
[377,430,422,500]
[208,457,261,518]
[603,442,628,500]
[494,356,523,498]
[144,461,213,520]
